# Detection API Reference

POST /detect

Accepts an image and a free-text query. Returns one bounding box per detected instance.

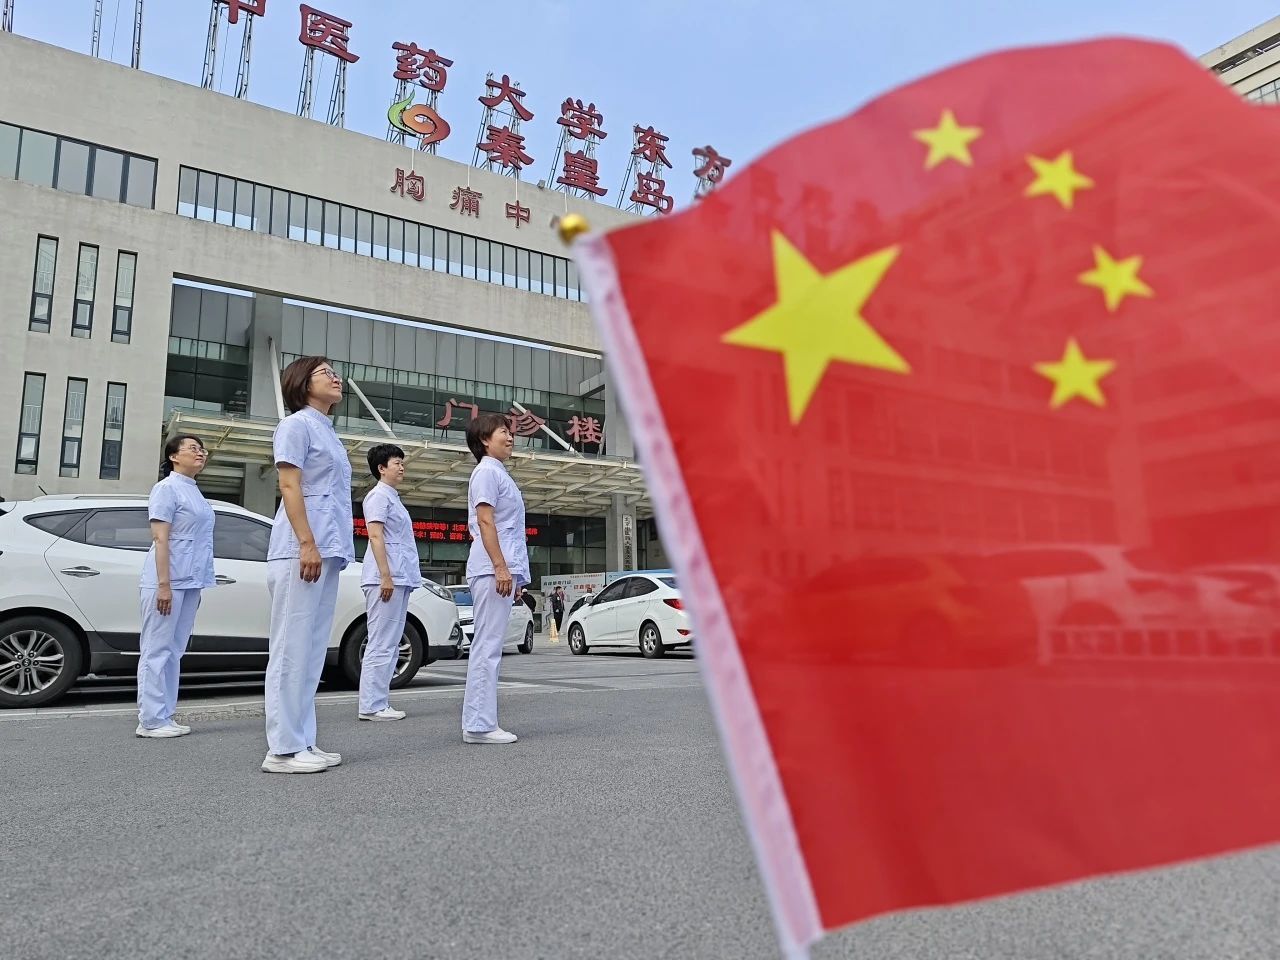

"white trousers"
[359,585,411,715]
[137,588,201,729]
[265,557,341,756]
[462,575,513,734]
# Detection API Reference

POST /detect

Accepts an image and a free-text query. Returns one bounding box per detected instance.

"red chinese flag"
[575,39,1280,957]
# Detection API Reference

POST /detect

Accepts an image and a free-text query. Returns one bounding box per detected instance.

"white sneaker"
[136,723,188,739]
[306,746,342,767]
[358,707,406,721]
[463,728,518,744]
[261,751,328,774]
[168,721,192,735]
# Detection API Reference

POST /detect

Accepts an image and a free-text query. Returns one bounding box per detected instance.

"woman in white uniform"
[261,356,354,774]
[136,434,214,739]
[462,413,530,744]
[358,443,418,722]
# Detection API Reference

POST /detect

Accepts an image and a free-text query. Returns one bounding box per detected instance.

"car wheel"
[341,619,426,689]
[0,616,84,709]
[567,624,589,655]
[449,624,466,659]
[639,621,665,659]
[517,622,534,654]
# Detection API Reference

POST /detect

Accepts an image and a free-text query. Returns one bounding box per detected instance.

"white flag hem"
[574,231,823,960]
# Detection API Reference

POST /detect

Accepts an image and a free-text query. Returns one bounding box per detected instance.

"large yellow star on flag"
[1024,151,1094,209]
[1033,338,1116,409]
[722,232,909,424]
[1078,245,1153,312]
[912,109,982,169]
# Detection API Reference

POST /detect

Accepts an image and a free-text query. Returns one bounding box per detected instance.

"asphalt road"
[3,639,1280,960]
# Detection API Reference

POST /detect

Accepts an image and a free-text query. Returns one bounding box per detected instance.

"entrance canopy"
[165,410,652,517]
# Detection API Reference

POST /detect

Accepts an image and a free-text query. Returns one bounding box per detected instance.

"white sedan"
[563,573,692,658]
[0,495,461,708]
[446,585,535,655]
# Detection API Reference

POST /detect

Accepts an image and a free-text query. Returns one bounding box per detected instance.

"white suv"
[0,495,461,708]
[446,584,535,655]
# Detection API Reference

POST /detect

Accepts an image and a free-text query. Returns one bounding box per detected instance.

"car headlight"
[422,579,453,602]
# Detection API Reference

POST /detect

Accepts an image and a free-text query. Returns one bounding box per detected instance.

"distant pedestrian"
[357,443,417,722]
[550,586,566,633]
[136,434,214,739]
[261,356,354,775]
[462,413,529,745]
[520,586,536,614]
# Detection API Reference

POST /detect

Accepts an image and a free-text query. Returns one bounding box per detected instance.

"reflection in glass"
[55,139,90,194]
[92,149,125,201]
[17,130,55,187]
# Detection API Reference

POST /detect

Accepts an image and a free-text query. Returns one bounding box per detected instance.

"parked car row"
[446,584,535,655]
[0,495,461,709]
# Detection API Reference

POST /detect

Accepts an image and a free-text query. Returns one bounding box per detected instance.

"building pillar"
[603,381,635,460]
[249,294,285,420]
[605,493,637,574]
[242,465,277,517]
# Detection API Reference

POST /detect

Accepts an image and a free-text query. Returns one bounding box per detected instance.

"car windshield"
[658,577,678,589]
[450,589,474,605]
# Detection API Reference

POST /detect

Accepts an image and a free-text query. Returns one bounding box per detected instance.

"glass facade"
[351,505,607,586]
[0,121,155,207]
[176,166,585,303]
[164,287,252,418]
[165,285,616,580]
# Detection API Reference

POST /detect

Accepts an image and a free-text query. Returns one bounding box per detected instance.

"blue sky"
[11,1,1279,208]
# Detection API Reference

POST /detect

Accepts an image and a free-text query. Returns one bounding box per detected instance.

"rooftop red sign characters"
[298,4,358,62]
[558,99,606,141]
[479,74,534,122]
[632,125,672,168]
[218,0,267,24]
[392,42,452,91]
[692,145,732,185]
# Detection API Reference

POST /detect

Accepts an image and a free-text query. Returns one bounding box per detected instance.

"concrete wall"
[0,31,642,503]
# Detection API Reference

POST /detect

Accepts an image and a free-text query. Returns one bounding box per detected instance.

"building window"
[17,129,55,187]
[29,236,57,333]
[172,165,585,302]
[55,139,91,194]
[113,252,137,344]
[92,148,125,201]
[100,383,126,480]
[60,378,87,478]
[124,156,156,208]
[72,244,98,338]
[16,373,46,475]
[5,123,154,206]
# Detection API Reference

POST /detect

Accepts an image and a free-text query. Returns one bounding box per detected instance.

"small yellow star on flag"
[912,109,982,169]
[723,232,909,424]
[1024,151,1094,209]
[1078,245,1153,312]
[1034,338,1116,409]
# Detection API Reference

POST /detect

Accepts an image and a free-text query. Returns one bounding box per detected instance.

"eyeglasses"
[311,367,342,382]
[180,444,207,455]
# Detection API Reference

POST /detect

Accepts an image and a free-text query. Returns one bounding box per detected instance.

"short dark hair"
[160,434,204,478]
[368,443,406,480]
[466,412,510,462]
[280,355,330,414]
